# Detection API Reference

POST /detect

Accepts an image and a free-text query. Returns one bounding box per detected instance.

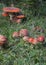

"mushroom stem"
[9,14,13,21]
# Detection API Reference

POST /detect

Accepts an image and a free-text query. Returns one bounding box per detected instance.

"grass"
[0,4,46,65]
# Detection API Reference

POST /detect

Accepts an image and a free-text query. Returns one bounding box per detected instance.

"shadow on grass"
[42,42,46,47]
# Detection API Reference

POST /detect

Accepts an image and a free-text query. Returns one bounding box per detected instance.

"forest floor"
[0,4,46,65]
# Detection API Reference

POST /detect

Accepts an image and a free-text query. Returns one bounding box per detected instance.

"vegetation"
[1,0,46,16]
[0,0,46,65]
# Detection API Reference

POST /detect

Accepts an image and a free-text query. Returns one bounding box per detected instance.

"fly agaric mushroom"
[19,29,29,37]
[37,36,45,42]
[16,15,25,19]
[2,12,8,17]
[3,7,20,13]
[2,7,25,23]
[28,37,38,45]
[23,36,29,42]
[12,32,19,38]
[28,37,34,43]
[0,35,7,46]
[31,38,38,45]
[2,7,21,21]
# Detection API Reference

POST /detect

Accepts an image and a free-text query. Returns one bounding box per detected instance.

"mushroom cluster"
[12,29,45,45]
[2,7,25,23]
[12,29,29,38]
[1,7,46,46]
[25,36,45,45]
[0,29,45,47]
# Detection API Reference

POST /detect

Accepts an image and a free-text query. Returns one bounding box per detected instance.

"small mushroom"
[2,7,25,23]
[31,38,38,45]
[28,37,38,45]
[19,29,29,37]
[28,37,34,43]
[0,35,7,46]
[2,12,8,17]
[15,18,21,23]
[12,32,19,38]
[3,7,20,13]
[16,15,25,19]
[37,36,45,42]
[23,36,29,42]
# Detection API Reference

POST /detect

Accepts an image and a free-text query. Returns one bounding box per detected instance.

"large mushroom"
[3,7,20,13]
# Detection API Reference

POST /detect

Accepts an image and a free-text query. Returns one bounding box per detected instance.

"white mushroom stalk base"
[9,14,13,21]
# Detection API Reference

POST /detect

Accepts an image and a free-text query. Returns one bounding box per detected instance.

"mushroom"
[28,37,38,45]
[31,38,38,45]
[13,17,21,23]
[16,15,25,19]
[2,7,21,21]
[23,36,29,42]
[37,36,45,42]
[28,37,34,43]
[3,7,20,13]
[2,12,8,17]
[2,7,25,23]
[12,32,19,38]
[0,35,7,46]
[16,19,21,23]
[19,29,29,37]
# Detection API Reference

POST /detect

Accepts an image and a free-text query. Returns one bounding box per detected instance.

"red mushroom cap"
[31,38,38,45]
[12,32,19,38]
[16,15,25,19]
[19,29,29,37]
[28,37,34,43]
[2,12,8,17]
[3,7,20,13]
[37,36,45,42]
[28,37,38,45]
